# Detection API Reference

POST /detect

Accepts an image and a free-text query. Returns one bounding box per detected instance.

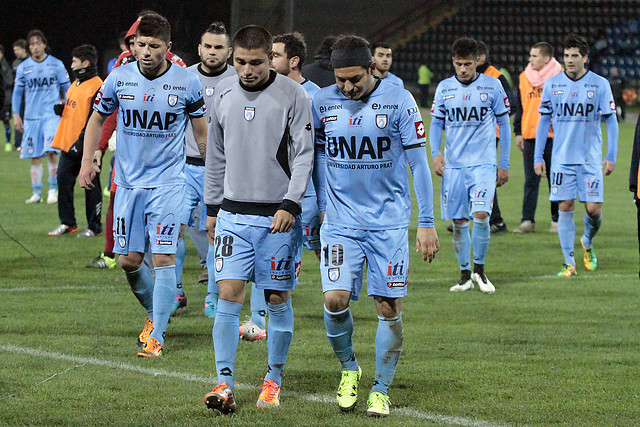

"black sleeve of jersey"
[187,98,205,115]
[629,113,640,195]
[499,75,518,117]
[278,199,302,216]
[207,204,221,217]
[513,83,523,136]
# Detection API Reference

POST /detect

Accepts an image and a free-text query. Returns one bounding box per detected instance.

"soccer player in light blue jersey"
[12,30,70,205]
[313,35,438,417]
[79,12,208,358]
[372,42,404,88]
[430,38,511,293]
[535,34,618,277]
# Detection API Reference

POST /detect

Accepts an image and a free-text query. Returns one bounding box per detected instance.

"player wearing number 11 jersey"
[312,35,438,417]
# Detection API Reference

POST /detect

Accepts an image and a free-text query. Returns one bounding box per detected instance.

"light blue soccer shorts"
[213,209,302,291]
[20,116,61,159]
[180,163,207,230]
[301,195,321,251]
[320,223,409,301]
[113,184,184,255]
[549,163,604,203]
[440,164,496,220]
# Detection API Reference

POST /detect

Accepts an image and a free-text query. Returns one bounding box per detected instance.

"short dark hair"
[72,44,98,66]
[27,29,48,47]
[532,41,554,58]
[316,35,337,57]
[476,40,489,61]
[233,25,272,54]
[372,41,392,52]
[332,35,370,52]
[136,12,171,44]
[13,39,27,50]
[273,32,307,69]
[452,38,478,58]
[117,31,127,47]
[137,9,155,19]
[563,33,590,56]
[201,21,229,44]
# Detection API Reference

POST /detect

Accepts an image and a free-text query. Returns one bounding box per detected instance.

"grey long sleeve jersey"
[204,71,314,217]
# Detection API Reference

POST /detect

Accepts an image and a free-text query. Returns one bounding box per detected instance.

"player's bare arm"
[12,114,23,133]
[416,227,439,263]
[79,112,107,189]
[191,115,208,161]
[603,160,615,176]
[534,161,546,176]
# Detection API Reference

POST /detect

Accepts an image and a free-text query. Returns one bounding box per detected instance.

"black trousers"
[57,147,102,233]
[521,138,558,223]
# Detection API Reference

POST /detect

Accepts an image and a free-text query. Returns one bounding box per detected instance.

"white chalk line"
[0,344,510,427]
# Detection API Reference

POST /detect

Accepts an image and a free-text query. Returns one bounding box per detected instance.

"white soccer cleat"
[25,193,42,204]
[47,189,58,204]
[449,279,473,292]
[239,318,266,341]
[472,272,495,293]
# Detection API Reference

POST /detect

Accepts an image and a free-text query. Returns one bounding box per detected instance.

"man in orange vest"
[48,45,103,237]
[477,42,517,234]
[630,110,640,279]
[513,42,562,233]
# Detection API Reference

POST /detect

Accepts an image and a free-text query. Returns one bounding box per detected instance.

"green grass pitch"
[0,115,638,425]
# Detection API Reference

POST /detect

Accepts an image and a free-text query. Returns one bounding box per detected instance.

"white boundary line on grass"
[0,344,509,427]
[0,272,636,293]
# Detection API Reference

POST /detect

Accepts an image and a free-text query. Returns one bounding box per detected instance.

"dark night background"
[0,1,231,76]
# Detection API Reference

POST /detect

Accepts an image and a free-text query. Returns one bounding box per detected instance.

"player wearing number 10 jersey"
[312,35,438,417]
[535,34,618,277]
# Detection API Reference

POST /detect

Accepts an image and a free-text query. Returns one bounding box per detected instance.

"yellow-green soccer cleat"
[366,391,390,417]
[557,264,577,277]
[581,237,597,271]
[336,366,362,412]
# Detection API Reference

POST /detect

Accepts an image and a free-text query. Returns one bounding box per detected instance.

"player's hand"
[416,227,439,263]
[93,150,103,172]
[603,160,616,176]
[206,216,217,245]
[496,168,509,187]
[13,114,23,133]
[271,210,295,233]
[534,162,546,177]
[516,135,524,152]
[432,154,445,177]
[79,160,96,189]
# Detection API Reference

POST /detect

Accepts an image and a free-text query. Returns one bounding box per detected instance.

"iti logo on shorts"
[167,94,178,107]
[205,86,215,97]
[587,178,600,196]
[270,245,293,281]
[387,248,408,288]
[244,106,255,121]
[414,121,425,138]
[376,114,388,129]
[156,214,176,246]
[472,185,487,205]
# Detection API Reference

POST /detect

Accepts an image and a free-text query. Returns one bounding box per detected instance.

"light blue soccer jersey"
[538,71,616,165]
[95,61,205,188]
[430,73,510,168]
[12,55,70,119]
[301,78,321,197]
[313,80,433,230]
[382,72,404,88]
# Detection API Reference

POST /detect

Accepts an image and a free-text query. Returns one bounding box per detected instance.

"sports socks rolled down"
[264,299,294,387]
[213,299,242,389]
[31,163,43,195]
[324,306,359,371]
[582,213,602,248]
[47,159,58,191]
[149,265,178,347]
[371,314,403,396]
[558,211,576,266]
[125,264,154,318]
[472,216,490,265]
[250,283,267,330]
[452,221,471,271]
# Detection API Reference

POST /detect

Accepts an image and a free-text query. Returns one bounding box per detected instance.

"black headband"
[331,47,372,69]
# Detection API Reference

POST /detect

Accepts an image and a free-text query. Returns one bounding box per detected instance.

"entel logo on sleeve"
[414,121,425,138]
